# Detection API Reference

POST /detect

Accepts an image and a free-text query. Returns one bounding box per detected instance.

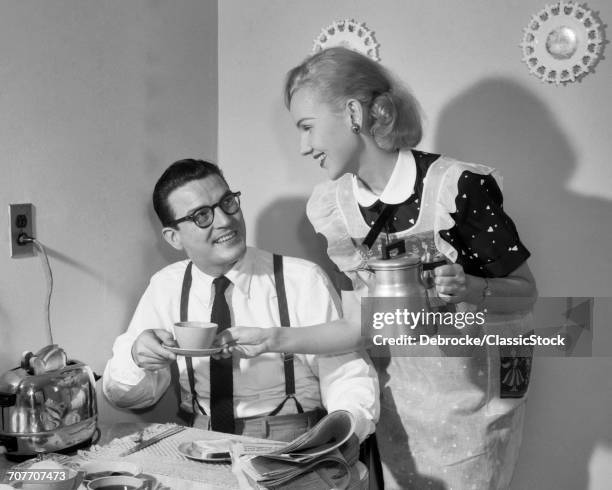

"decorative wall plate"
[312,19,380,61]
[520,2,606,85]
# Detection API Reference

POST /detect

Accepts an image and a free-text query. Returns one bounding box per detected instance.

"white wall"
[218,1,612,489]
[0,0,218,423]
[1,1,610,486]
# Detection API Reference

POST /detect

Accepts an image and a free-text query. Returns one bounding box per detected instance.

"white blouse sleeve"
[306,180,367,273]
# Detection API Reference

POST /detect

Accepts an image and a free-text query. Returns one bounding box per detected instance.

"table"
[1,423,367,489]
[82,422,264,489]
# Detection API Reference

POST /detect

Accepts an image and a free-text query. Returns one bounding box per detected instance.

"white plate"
[177,441,231,463]
[163,345,222,357]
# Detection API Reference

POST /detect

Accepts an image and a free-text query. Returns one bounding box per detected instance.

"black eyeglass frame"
[167,191,242,229]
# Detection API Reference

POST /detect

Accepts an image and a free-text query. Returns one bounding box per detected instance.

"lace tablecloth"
[73,423,266,489]
[2,423,367,489]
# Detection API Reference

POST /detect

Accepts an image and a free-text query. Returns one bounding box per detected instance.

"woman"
[223,47,537,489]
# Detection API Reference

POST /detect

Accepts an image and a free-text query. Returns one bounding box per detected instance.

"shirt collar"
[352,149,416,206]
[192,247,253,300]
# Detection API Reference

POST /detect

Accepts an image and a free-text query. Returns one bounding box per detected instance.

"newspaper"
[231,410,356,489]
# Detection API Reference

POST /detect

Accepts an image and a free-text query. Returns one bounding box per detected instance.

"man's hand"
[131,329,177,370]
[433,263,472,304]
[214,327,274,358]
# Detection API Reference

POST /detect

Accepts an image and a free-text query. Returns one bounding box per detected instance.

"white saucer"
[80,460,142,480]
[177,441,231,463]
[84,474,159,489]
[164,345,223,357]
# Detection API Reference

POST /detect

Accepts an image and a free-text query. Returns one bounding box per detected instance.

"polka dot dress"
[359,151,530,278]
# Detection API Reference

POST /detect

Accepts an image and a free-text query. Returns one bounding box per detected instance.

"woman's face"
[289,87,360,180]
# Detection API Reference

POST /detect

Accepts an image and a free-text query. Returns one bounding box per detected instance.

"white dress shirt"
[103,247,379,441]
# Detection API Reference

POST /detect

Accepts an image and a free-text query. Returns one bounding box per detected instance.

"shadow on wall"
[254,196,337,284]
[100,205,186,424]
[434,77,612,295]
[435,77,612,489]
[97,205,186,427]
[145,203,185,267]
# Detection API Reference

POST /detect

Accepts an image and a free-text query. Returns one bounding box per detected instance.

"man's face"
[163,174,247,276]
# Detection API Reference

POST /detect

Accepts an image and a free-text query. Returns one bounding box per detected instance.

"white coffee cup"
[172,321,218,349]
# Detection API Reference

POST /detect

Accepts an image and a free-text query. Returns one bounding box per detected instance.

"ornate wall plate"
[312,19,380,61]
[520,2,606,84]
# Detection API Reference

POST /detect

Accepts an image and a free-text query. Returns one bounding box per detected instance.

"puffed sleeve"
[438,171,531,277]
[306,178,368,273]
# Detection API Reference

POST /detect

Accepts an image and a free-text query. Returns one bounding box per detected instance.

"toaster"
[0,345,99,460]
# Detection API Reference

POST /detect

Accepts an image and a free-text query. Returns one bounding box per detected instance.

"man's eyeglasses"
[168,191,241,229]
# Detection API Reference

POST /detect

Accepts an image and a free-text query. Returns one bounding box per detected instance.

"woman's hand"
[433,261,537,312]
[214,327,276,358]
[433,263,474,304]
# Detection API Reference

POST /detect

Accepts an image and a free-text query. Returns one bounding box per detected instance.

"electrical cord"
[17,233,54,345]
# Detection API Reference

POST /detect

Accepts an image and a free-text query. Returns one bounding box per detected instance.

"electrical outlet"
[9,203,35,258]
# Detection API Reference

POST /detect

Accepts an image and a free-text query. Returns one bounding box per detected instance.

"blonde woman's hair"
[284,47,422,151]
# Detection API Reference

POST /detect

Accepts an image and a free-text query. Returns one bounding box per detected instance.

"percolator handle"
[421,259,447,271]
[420,259,447,290]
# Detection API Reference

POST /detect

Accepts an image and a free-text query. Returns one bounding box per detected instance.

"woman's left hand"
[433,263,470,303]
[213,327,273,358]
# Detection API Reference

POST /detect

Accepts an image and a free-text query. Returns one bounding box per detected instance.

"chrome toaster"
[0,345,98,460]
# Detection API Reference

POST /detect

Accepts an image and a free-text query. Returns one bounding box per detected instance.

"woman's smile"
[314,152,327,168]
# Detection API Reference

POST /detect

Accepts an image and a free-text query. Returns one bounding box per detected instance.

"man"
[103,158,379,443]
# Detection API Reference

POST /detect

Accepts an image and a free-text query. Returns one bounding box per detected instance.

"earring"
[351,123,361,134]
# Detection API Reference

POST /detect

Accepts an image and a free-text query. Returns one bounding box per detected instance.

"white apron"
[307,155,533,490]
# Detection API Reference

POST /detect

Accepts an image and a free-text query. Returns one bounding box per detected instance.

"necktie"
[209,275,235,433]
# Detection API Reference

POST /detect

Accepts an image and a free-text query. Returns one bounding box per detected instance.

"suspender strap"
[273,255,291,338]
[181,257,303,420]
[269,254,303,416]
[180,262,192,322]
[180,262,207,420]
